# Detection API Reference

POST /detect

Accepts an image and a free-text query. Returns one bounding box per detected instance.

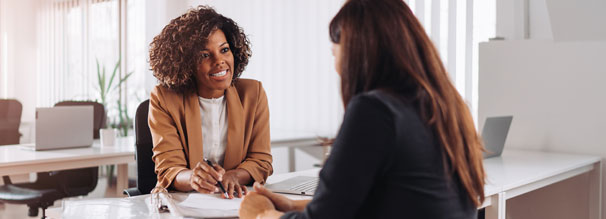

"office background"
[0,0,496,173]
[1,0,605,218]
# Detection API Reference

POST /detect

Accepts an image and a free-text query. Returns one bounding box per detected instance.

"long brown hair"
[330,0,485,206]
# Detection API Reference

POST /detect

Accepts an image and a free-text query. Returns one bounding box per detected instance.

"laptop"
[265,176,318,196]
[22,106,94,151]
[482,116,513,159]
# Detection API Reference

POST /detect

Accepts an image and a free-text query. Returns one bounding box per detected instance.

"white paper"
[178,193,242,210]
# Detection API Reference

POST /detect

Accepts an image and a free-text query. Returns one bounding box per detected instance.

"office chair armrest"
[123,187,141,197]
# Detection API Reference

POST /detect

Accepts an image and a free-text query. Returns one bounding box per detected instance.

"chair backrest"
[0,99,22,145]
[135,99,157,194]
[54,101,106,139]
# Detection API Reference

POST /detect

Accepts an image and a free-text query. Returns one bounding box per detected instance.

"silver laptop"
[265,176,318,196]
[482,116,513,159]
[23,106,94,151]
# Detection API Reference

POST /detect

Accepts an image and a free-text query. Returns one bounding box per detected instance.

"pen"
[204,159,229,198]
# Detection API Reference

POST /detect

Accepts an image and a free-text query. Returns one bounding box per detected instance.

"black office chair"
[0,101,104,218]
[123,99,157,196]
[0,99,22,145]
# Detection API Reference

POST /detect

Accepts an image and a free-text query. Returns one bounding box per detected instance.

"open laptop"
[265,176,318,196]
[482,116,513,159]
[22,106,94,151]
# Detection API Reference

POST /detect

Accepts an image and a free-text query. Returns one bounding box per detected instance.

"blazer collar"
[184,85,245,170]
[185,92,203,169]
[224,85,245,170]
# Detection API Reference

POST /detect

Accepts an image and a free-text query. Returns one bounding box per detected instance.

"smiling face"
[195,29,235,98]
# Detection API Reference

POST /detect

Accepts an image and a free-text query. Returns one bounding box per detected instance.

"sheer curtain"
[190,0,496,134]
[36,0,146,125]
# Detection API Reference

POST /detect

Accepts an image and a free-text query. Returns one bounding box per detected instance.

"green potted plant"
[95,57,133,185]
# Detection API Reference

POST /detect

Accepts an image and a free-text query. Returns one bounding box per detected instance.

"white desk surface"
[0,131,323,175]
[46,149,604,219]
[484,149,600,195]
[0,137,136,197]
[57,168,318,219]
[0,137,135,175]
[483,149,601,219]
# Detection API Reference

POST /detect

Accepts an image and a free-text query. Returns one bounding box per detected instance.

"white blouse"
[198,95,228,166]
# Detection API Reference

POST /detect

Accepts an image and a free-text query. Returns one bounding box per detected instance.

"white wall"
[0,0,39,143]
[496,0,606,41]
[546,0,606,42]
[479,40,606,218]
[527,0,552,40]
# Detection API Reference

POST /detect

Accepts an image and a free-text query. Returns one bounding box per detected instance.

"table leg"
[485,192,506,219]
[116,164,128,197]
[589,161,602,219]
[288,147,296,172]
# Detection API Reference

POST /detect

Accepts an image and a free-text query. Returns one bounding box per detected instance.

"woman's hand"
[222,170,249,199]
[190,162,225,194]
[252,182,296,212]
[239,191,282,219]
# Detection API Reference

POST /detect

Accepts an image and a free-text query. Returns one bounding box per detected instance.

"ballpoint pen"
[204,159,229,198]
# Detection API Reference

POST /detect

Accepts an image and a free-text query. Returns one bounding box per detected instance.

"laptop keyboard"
[290,178,319,193]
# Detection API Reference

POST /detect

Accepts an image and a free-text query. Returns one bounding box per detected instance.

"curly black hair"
[149,6,251,94]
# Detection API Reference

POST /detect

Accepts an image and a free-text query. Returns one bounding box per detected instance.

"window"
[407,0,496,124]
[36,0,145,128]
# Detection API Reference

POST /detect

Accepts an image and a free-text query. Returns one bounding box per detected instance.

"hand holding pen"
[190,159,227,197]
[190,159,248,199]
[204,159,229,198]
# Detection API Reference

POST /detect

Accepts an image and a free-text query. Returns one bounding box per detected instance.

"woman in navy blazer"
[239,0,486,218]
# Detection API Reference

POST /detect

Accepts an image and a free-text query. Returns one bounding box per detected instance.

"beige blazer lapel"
[185,93,204,169]
[223,85,244,170]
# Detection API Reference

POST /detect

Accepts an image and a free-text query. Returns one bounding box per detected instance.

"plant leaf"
[96,59,104,103]
[112,71,133,93]
[107,58,120,94]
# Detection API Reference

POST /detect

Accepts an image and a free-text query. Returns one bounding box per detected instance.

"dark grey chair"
[123,99,157,196]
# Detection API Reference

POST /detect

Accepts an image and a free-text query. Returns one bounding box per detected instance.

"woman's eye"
[201,53,210,58]
[221,47,230,53]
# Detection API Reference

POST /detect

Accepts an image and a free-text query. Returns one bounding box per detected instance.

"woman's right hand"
[253,182,295,212]
[190,161,225,194]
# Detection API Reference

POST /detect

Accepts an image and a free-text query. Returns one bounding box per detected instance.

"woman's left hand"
[239,191,283,219]
[221,170,249,199]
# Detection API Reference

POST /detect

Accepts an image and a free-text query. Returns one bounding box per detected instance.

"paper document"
[179,193,242,210]
[163,193,242,218]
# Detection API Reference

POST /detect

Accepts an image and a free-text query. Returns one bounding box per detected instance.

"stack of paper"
[164,193,242,218]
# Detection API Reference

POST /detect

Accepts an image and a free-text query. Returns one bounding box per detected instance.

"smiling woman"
[195,30,235,98]
[148,6,273,199]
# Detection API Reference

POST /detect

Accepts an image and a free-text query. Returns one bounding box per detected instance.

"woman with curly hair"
[148,6,272,199]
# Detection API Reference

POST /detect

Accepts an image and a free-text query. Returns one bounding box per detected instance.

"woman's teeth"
[211,70,227,77]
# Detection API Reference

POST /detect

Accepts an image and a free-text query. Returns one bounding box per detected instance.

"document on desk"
[164,193,241,218]
[180,193,242,210]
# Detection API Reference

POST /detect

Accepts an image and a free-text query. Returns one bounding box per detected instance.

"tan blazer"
[149,79,273,189]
